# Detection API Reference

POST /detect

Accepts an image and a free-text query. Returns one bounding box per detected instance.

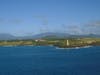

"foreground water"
[0,46,100,75]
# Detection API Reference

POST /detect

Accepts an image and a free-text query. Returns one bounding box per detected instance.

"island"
[0,38,100,48]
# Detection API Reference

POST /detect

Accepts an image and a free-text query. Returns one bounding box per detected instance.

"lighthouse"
[66,40,69,46]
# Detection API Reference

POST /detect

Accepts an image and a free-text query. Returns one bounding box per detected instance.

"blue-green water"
[0,46,100,75]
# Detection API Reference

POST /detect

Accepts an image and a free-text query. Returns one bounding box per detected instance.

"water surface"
[0,46,100,75]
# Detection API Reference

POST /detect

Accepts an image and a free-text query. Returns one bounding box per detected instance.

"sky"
[0,0,100,36]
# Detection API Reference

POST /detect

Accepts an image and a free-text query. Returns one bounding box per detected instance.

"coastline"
[0,38,100,48]
[0,44,94,49]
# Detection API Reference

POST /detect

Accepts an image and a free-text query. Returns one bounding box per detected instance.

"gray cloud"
[8,19,23,24]
[68,25,83,34]
[62,21,100,35]
[0,18,23,24]
[83,21,100,34]
[86,21,100,27]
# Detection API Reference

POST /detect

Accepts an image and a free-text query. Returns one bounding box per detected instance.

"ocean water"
[0,46,100,75]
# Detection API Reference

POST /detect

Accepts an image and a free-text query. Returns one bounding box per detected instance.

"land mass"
[0,38,100,48]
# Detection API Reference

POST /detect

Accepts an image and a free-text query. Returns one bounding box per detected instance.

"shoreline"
[55,45,92,49]
[0,38,100,48]
[0,45,94,49]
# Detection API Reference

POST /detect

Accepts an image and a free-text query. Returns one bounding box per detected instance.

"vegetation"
[0,38,100,48]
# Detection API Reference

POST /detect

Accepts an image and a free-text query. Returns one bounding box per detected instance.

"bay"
[0,46,100,75]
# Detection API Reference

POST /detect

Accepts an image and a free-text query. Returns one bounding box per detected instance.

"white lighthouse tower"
[66,40,69,46]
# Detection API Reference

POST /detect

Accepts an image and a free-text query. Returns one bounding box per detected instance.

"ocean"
[0,46,100,75]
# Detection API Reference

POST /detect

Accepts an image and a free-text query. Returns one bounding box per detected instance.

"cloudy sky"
[0,0,100,36]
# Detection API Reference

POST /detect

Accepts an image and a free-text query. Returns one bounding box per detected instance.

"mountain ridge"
[0,33,100,40]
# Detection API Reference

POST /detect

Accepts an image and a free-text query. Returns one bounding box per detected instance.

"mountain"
[31,32,71,39]
[0,33,100,40]
[0,33,16,40]
[70,34,100,38]
[16,33,100,39]
[0,32,71,40]
[36,32,100,38]
[15,32,71,40]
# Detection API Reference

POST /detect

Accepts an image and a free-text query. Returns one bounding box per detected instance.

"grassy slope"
[0,38,100,48]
